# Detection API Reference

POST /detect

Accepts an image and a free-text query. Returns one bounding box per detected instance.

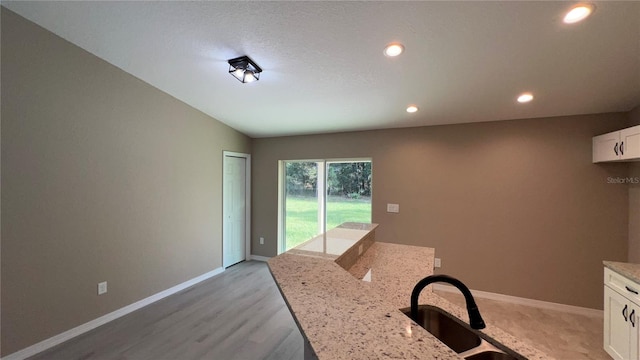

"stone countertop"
[286,223,378,261]
[347,242,435,308]
[604,261,640,284]
[269,226,551,360]
[269,251,459,360]
[352,243,548,359]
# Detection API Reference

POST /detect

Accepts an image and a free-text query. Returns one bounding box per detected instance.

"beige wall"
[1,8,250,356]
[252,113,630,309]
[629,106,640,262]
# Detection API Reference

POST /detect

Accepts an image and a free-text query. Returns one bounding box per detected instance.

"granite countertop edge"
[604,260,640,285]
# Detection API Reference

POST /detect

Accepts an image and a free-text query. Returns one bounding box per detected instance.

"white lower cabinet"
[605,268,640,360]
[605,286,640,359]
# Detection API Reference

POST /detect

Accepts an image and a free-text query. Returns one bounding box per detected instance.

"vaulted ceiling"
[3,1,640,137]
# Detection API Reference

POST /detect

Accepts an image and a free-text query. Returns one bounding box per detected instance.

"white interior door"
[223,155,247,268]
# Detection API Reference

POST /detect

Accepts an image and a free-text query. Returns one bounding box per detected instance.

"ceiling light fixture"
[384,43,405,57]
[406,105,418,113]
[517,93,534,103]
[228,55,262,83]
[563,4,595,24]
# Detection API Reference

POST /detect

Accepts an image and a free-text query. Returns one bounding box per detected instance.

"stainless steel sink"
[400,305,524,360]
[465,351,519,360]
[400,305,482,353]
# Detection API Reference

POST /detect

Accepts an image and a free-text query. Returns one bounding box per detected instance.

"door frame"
[222,151,251,266]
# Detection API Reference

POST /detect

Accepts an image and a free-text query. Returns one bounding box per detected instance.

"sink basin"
[400,305,526,360]
[400,305,482,353]
[465,351,519,360]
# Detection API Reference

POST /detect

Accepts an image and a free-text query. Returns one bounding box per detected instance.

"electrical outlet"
[259,237,264,245]
[97,281,107,295]
[358,244,363,255]
[434,258,441,268]
[387,203,400,213]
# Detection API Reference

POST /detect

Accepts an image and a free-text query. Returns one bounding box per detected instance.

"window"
[278,159,372,253]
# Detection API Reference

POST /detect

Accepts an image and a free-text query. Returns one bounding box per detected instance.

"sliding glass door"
[283,161,322,250]
[325,161,372,230]
[280,159,372,252]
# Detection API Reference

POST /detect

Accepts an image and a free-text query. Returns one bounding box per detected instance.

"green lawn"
[285,196,371,250]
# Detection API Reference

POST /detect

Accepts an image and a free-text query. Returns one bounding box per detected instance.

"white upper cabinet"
[594,131,622,162]
[593,125,640,163]
[621,125,640,160]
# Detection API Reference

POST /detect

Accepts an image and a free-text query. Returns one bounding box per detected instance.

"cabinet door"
[632,304,640,360]
[605,286,632,360]
[621,125,640,160]
[593,131,621,163]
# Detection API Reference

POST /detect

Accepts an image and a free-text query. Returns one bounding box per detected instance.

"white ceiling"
[3,1,640,138]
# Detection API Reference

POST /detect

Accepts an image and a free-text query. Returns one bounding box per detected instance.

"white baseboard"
[250,255,271,262]
[2,267,225,360]
[432,283,603,318]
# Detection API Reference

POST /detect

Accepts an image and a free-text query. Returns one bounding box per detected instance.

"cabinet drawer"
[605,267,640,304]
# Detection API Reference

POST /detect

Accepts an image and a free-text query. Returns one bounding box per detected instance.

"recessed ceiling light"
[563,4,595,24]
[517,93,534,103]
[406,105,418,113]
[384,43,405,57]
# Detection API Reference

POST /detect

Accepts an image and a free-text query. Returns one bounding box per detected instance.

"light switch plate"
[387,203,400,213]
[434,258,441,268]
[98,281,107,295]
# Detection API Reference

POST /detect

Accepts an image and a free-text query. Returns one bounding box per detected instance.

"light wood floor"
[29,261,608,360]
[29,261,303,360]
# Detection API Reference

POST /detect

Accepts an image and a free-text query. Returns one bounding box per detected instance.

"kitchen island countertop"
[268,224,551,359]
